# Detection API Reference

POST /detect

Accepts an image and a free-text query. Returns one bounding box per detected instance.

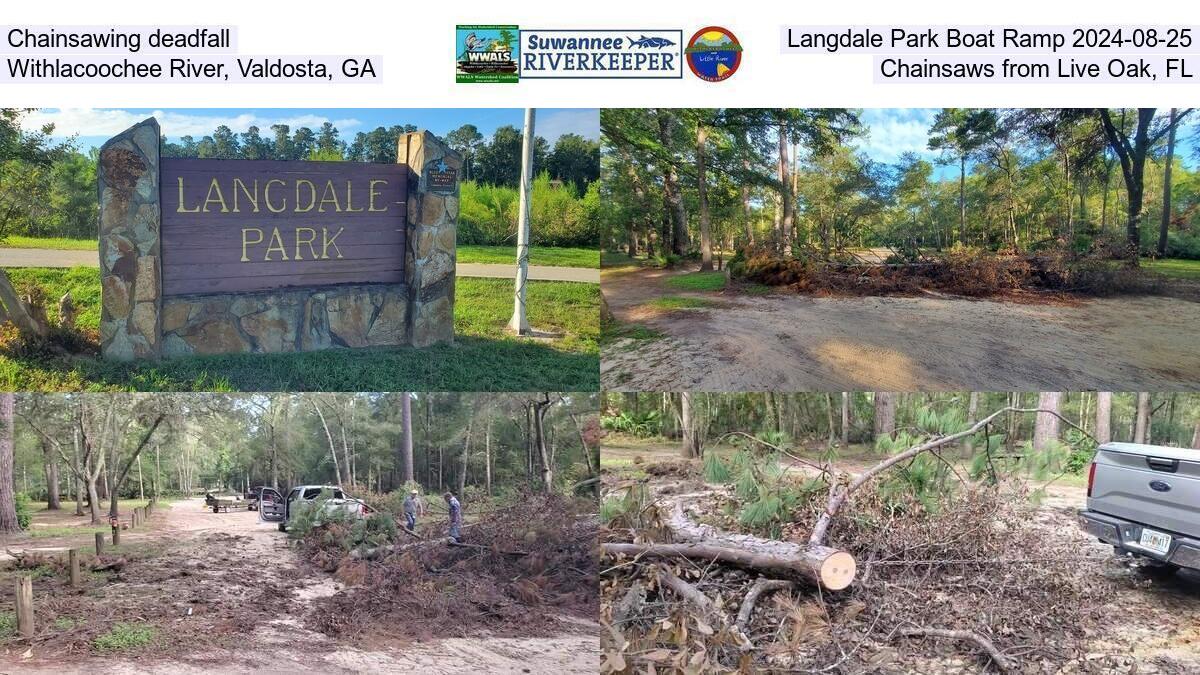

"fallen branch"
[448,541,529,556]
[657,565,714,613]
[350,537,448,560]
[736,578,793,630]
[657,565,752,650]
[895,627,1015,673]
[808,406,1093,547]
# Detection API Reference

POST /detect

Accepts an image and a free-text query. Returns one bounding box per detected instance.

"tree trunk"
[680,392,698,459]
[41,437,61,510]
[825,394,836,448]
[457,405,474,496]
[964,392,980,453]
[657,110,688,256]
[73,426,84,516]
[107,415,164,522]
[1158,108,1178,256]
[1191,422,1200,450]
[310,400,343,485]
[1134,392,1151,444]
[958,154,967,244]
[1032,392,1063,451]
[872,393,897,440]
[533,396,554,491]
[840,393,850,448]
[696,123,713,271]
[742,154,754,247]
[400,392,414,484]
[484,417,492,496]
[1095,392,1113,445]
[0,394,19,533]
[777,120,795,255]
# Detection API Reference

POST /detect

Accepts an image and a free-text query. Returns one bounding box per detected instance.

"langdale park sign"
[98,118,461,360]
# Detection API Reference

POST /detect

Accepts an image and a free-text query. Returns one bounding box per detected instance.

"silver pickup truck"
[1078,442,1200,573]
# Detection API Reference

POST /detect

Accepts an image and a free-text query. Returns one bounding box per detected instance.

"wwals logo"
[456,25,519,83]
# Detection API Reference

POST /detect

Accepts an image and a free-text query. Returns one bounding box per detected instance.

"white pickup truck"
[1078,442,1200,574]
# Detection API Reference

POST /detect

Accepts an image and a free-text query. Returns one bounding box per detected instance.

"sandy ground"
[601,265,1200,391]
[4,498,597,674]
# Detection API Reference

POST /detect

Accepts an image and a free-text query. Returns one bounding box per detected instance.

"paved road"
[0,247,600,283]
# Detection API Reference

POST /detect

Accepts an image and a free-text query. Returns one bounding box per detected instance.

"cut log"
[602,542,855,591]
[655,501,856,590]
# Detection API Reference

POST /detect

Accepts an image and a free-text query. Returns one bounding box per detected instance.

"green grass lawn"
[664,271,727,292]
[645,295,716,310]
[1145,257,1200,280]
[457,245,598,268]
[0,235,95,250]
[601,251,643,268]
[1,268,598,391]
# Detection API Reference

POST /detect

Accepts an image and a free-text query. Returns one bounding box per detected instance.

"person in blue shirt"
[443,491,462,542]
[402,489,423,531]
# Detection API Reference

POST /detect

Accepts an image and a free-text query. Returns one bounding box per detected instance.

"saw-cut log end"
[817,549,856,590]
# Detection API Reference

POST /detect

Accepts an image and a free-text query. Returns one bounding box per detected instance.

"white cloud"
[22,108,362,140]
[536,109,600,144]
[853,108,939,164]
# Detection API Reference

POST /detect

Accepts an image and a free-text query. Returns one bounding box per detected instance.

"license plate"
[1139,528,1172,555]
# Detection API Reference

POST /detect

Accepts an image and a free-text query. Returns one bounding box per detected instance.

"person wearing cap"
[402,489,423,531]
[444,491,462,543]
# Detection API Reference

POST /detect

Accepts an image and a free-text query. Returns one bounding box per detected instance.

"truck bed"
[1087,442,1200,540]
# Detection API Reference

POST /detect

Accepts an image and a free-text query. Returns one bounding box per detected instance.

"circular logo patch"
[685,26,742,82]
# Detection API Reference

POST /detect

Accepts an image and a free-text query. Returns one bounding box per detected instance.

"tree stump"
[15,576,34,637]
[69,549,80,587]
[95,532,104,555]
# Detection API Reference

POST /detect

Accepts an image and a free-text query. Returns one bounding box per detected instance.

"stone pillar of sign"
[397,131,461,347]
[98,117,162,361]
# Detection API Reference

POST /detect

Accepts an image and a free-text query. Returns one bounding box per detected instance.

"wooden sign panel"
[160,159,408,296]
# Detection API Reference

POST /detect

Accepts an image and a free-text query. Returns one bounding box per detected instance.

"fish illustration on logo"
[626,35,677,49]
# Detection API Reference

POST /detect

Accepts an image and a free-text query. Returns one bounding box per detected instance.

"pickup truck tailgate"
[1088,443,1200,539]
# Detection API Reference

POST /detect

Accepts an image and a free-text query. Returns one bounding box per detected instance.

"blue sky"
[855,108,1199,179]
[24,108,599,151]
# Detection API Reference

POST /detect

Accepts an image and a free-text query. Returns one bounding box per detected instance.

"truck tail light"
[1086,462,1097,498]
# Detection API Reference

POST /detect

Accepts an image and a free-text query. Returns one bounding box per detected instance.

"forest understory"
[599,445,1200,674]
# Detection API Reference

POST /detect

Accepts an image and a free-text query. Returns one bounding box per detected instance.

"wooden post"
[68,549,80,587]
[95,532,104,555]
[130,510,137,529]
[15,576,34,637]
[112,525,120,547]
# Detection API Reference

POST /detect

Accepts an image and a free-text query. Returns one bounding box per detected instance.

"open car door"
[258,487,285,522]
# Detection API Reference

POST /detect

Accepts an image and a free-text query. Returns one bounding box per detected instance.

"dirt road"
[602,265,1200,391]
[8,498,597,674]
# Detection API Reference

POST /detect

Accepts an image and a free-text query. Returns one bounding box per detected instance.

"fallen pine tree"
[600,405,1103,673]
